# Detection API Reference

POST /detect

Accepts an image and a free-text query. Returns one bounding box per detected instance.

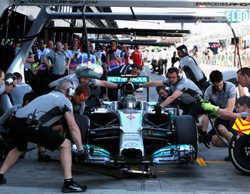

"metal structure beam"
[7,7,50,73]
[13,0,250,9]
[1,0,14,19]
[46,11,228,23]
[44,26,190,37]
[90,39,175,46]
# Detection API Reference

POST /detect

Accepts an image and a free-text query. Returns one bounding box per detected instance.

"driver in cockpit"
[118,81,138,109]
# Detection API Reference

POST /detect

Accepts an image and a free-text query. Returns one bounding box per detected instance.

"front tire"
[229,134,250,175]
[174,115,198,158]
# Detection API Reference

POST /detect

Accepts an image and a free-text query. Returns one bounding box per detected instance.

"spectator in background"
[36,40,50,95]
[72,37,80,48]
[94,44,105,66]
[63,42,71,56]
[130,45,144,70]
[106,40,121,71]
[44,42,71,81]
[78,43,96,65]
[68,44,81,75]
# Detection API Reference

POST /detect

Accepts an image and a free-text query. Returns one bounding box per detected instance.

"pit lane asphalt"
[1,144,249,194]
[1,64,248,194]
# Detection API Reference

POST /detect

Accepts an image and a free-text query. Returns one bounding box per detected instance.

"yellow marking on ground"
[205,161,226,164]
[157,170,167,173]
[196,157,207,166]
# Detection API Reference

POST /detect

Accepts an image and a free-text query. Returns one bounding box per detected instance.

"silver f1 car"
[72,76,198,175]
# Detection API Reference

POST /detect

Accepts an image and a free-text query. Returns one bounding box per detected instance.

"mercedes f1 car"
[72,75,198,175]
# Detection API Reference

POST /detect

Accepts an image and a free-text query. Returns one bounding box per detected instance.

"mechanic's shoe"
[37,153,51,162]
[224,156,231,161]
[198,131,210,149]
[0,174,6,184]
[62,179,87,193]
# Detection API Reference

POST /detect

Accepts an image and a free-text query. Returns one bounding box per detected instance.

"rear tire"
[229,134,250,175]
[174,115,198,158]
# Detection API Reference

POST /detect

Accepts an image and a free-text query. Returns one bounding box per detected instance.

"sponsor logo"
[17,0,98,5]
[107,76,148,84]
[225,9,250,23]
[127,115,135,120]
[195,2,250,8]
[125,142,138,147]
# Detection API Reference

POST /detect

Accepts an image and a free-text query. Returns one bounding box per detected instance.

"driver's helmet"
[76,63,103,79]
[124,82,135,95]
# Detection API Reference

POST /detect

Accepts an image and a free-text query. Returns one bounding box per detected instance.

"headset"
[56,79,75,97]
[5,74,17,86]
[167,67,181,79]
[66,80,75,97]
[176,44,188,54]
[5,77,14,85]
[156,85,170,94]
[66,87,75,97]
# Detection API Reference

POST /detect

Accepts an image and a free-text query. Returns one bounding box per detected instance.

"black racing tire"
[229,134,250,175]
[174,115,198,158]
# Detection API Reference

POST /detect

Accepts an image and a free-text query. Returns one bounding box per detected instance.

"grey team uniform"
[49,74,101,110]
[46,50,69,76]
[179,55,207,91]
[165,77,202,105]
[10,91,73,151]
[204,81,237,108]
[10,82,33,106]
[164,77,203,118]
[49,74,99,89]
[204,81,237,135]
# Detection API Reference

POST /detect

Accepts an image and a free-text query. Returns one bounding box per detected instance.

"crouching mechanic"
[141,67,204,118]
[202,96,250,122]
[49,63,118,108]
[202,70,236,147]
[64,84,90,144]
[0,79,88,193]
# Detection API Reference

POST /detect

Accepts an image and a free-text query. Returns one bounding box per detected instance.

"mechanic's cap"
[75,63,103,79]
[176,44,188,54]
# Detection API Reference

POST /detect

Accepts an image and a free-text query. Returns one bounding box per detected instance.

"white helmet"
[75,62,103,79]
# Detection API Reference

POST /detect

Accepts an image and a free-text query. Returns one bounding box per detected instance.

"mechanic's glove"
[201,102,220,117]
[77,148,90,163]
[153,105,162,115]
[199,130,210,149]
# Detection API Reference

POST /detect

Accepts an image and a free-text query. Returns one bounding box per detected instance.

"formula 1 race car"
[72,75,198,176]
